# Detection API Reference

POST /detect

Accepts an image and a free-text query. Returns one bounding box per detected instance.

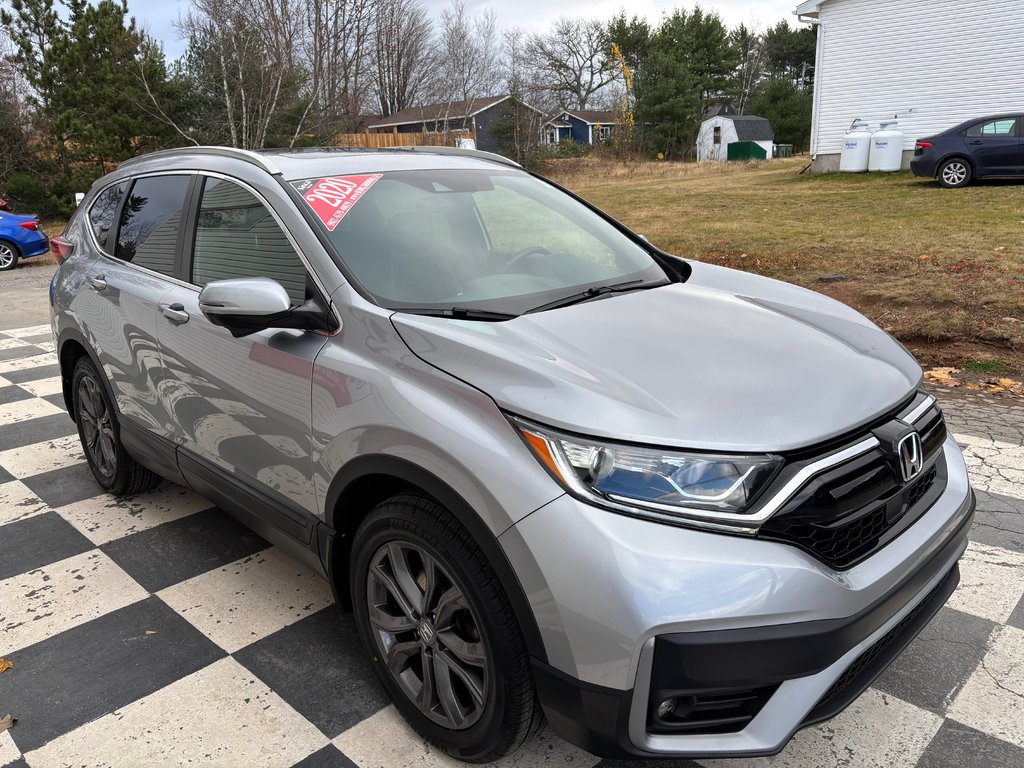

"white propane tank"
[839,121,872,172]
[868,119,904,172]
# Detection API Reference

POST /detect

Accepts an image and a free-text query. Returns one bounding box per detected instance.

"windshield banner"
[294,174,382,231]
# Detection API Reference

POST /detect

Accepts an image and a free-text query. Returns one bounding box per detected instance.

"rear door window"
[88,182,127,255]
[965,118,1018,138]
[116,175,191,277]
[190,177,309,305]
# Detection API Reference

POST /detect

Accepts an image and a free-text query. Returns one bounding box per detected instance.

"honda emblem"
[896,432,924,483]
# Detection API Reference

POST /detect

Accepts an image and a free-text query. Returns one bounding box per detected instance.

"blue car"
[0,211,50,270]
[910,114,1023,188]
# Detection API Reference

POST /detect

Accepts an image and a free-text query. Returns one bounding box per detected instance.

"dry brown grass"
[546,157,1024,373]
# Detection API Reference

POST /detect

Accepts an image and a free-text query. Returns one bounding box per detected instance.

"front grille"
[758,405,947,570]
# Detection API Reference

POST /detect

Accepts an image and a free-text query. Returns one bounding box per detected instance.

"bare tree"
[431,0,501,103]
[526,18,616,110]
[731,23,764,114]
[0,26,27,186]
[179,0,304,149]
[372,0,432,117]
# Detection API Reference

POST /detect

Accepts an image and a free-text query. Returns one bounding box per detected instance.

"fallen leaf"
[0,714,14,733]
[924,367,958,384]
[997,378,1019,388]
[918,254,930,261]
[0,658,11,674]
[965,382,982,391]
[987,385,1006,393]
[145,630,158,635]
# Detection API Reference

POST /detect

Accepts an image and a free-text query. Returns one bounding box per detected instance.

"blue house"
[543,110,617,145]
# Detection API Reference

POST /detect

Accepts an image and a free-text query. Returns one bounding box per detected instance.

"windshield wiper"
[395,306,517,321]
[524,279,664,314]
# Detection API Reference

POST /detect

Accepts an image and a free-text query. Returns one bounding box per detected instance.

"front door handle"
[86,274,107,291]
[160,303,190,325]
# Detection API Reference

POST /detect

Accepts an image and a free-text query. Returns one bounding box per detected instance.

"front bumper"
[501,436,974,758]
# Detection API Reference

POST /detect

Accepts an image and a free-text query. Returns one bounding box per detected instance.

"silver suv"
[50,146,974,762]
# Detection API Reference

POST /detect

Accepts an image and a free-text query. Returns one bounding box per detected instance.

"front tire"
[0,240,19,271]
[351,493,541,763]
[938,157,972,188]
[72,356,160,496]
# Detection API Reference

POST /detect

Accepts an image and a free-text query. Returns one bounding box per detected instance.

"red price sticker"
[301,174,382,231]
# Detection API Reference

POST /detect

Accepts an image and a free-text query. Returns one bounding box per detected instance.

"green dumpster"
[727,141,768,161]
[776,143,794,158]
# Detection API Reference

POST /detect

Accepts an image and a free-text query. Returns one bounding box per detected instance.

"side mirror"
[199,277,336,338]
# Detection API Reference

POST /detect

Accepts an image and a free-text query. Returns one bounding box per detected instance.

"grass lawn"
[548,157,1024,375]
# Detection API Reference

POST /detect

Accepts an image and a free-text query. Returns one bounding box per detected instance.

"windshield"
[292,169,668,315]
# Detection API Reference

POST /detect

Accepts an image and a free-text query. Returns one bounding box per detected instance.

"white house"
[795,0,1024,172]
[696,115,774,162]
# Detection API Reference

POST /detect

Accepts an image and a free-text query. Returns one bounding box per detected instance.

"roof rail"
[117,146,282,175]
[396,145,522,169]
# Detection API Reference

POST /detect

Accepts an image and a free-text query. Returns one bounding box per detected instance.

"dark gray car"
[49,146,974,762]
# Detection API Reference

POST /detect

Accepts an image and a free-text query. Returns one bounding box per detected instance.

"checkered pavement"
[1,322,1022,768]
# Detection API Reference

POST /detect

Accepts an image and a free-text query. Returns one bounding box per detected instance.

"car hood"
[391,262,922,452]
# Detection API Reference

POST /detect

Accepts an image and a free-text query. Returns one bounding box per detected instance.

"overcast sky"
[126,0,803,61]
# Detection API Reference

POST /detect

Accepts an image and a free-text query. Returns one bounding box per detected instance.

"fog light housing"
[656,698,675,719]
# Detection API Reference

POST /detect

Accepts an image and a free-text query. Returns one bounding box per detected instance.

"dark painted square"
[0,345,44,362]
[0,385,32,405]
[917,720,1024,767]
[0,413,75,451]
[290,745,359,768]
[0,511,94,581]
[0,596,225,753]
[0,464,13,484]
[594,758,704,768]
[18,334,53,345]
[1008,592,1024,632]
[43,392,66,411]
[101,506,268,593]
[0,758,29,768]
[970,490,1024,554]
[21,463,99,508]
[234,607,388,738]
[874,605,996,714]
[3,364,60,384]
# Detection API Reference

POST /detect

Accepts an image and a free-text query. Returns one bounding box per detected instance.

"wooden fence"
[331,131,474,148]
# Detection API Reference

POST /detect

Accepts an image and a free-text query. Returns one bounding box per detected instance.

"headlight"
[511,416,782,532]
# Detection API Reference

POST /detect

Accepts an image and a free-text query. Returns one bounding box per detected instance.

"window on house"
[546,129,557,144]
[713,126,722,145]
[599,125,612,139]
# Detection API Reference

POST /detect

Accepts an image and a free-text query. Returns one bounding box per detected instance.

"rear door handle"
[86,274,107,291]
[968,140,984,145]
[160,303,190,325]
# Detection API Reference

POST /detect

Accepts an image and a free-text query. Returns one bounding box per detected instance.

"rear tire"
[0,240,19,271]
[938,157,972,188]
[72,356,160,496]
[351,493,542,763]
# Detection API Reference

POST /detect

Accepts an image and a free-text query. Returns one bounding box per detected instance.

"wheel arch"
[323,453,548,663]
[936,153,976,178]
[57,329,116,421]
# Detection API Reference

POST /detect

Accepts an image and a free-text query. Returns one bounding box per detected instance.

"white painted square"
[0,396,63,426]
[3,325,51,339]
[703,688,942,768]
[34,340,56,353]
[948,624,1024,748]
[0,337,30,350]
[954,431,1024,502]
[19,375,64,397]
[59,484,213,546]
[334,706,599,768]
[24,656,329,767]
[0,480,49,526]
[0,731,20,765]
[158,547,332,654]
[0,353,56,375]
[946,541,1024,624]
[0,434,83,479]
[0,549,147,656]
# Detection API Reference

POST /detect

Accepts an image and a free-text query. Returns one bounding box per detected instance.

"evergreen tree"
[749,78,812,150]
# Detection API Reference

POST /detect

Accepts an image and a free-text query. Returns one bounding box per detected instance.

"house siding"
[809,0,1024,171]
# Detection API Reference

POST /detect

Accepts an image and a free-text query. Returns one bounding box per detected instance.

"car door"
[964,117,1020,176]
[70,174,190,458]
[156,173,330,544]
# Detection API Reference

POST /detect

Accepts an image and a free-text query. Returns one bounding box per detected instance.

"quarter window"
[88,182,126,254]
[116,175,191,277]
[191,177,308,305]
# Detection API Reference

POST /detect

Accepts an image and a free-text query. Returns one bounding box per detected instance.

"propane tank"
[868,119,904,172]
[840,120,872,172]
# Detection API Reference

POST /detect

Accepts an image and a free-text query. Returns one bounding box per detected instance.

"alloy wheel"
[366,539,489,730]
[77,373,117,479]
[0,244,15,269]
[941,161,968,186]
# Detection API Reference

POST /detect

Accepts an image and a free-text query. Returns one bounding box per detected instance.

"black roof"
[730,115,774,142]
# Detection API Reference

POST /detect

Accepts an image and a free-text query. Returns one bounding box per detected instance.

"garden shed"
[697,115,775,162]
